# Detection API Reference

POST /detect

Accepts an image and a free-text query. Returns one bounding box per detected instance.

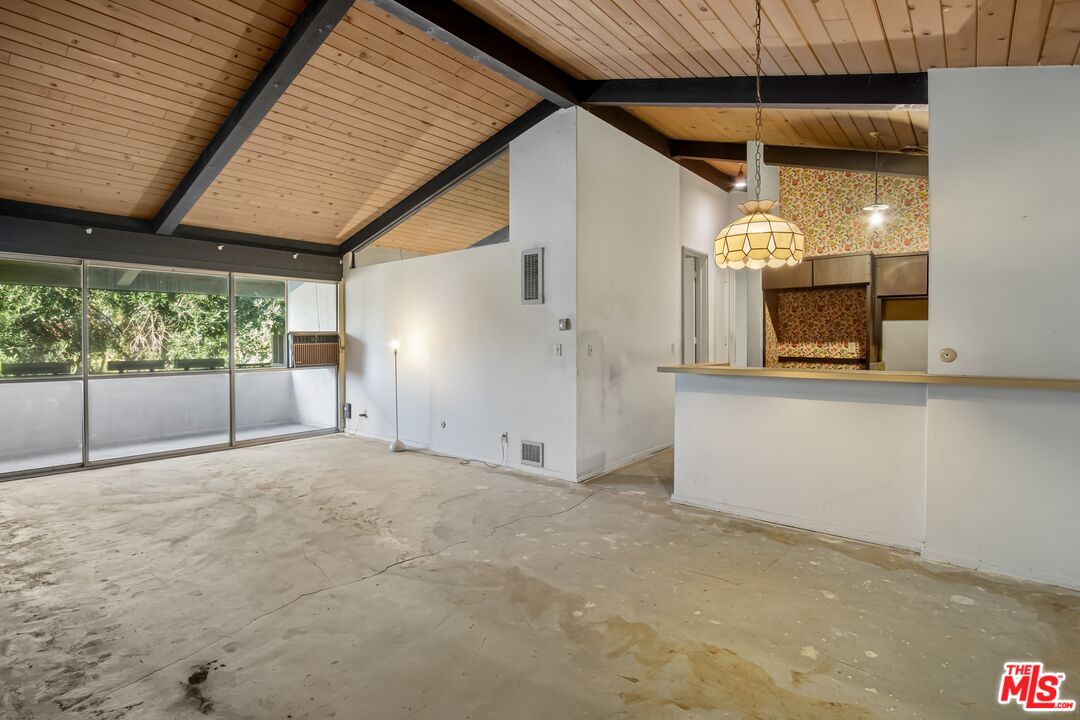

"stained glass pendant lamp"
[715,0,806,270]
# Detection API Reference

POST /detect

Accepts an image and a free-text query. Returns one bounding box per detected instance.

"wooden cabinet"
[813,254,872,287]
[761,260,813,289]
[875,254,928,296]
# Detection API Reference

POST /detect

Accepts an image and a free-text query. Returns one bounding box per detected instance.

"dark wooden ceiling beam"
[763,146,928,177]
[677,159,736,192]
[671,140,746,161]
[151,0,354,235]
[366,0,579,108]
[0,203,341,280]
[0,199,340,257]
[578,73,928,109]
[339,101,560,255]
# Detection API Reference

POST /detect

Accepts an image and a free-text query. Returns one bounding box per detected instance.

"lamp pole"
[389,341,404,452]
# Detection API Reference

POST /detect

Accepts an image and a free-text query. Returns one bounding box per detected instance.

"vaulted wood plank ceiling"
[455,0,1075,151]
[455,0,1080,78]
[2,0,1076,256]
[182,3,537,244]
[0,0,305,218]
[371,152,509,256]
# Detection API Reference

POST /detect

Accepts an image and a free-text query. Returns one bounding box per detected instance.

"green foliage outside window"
[0,284,82,372]
[1,285,286,375]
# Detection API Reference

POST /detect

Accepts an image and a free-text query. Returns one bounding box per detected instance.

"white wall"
[288,281,338,332]
[928,67,1080,379]
[343,109,579,480]
[575,111,680,479]
[679,167,740,363]
[918,66,1080,589]
[673,374,927,550]
[574,111,739,480]
[924,386,1080,589]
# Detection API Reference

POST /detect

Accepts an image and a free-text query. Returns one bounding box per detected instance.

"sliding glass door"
[0,254,339,480]
[235,277,338,442]
[86,266,231,461]
[0,258,84,475]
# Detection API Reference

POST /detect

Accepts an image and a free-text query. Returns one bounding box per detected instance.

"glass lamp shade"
[715,200,805,270]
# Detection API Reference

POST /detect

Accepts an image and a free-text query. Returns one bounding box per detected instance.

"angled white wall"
[342,109,579,480]
[575,110,739,480]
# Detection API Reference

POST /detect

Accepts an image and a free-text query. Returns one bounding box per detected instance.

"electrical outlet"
[343,403,352,419]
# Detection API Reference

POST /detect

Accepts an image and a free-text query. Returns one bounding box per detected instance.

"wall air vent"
[521,248,544,305]
[521,440,544,467]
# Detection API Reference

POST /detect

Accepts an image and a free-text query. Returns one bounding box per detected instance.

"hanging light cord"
[752,0,764,201]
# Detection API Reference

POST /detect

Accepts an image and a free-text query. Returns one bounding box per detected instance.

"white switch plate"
[554,343,562,357]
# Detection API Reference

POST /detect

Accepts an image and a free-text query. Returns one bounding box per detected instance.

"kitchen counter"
[661,363,1080,589]
[659,363,1080,391]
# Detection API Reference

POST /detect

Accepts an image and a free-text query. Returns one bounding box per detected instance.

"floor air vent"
[521,248,544,304]
[521,440,544,467]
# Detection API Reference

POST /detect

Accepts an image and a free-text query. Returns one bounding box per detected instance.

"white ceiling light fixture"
[714,0,805,270]
[863,132,890,228]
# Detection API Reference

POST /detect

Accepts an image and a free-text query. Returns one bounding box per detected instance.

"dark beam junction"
[151,0,355,236]
[339,101,560,255]
[366,0,579,108]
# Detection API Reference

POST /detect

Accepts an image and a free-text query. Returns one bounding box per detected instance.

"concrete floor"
[1,436,1077,719]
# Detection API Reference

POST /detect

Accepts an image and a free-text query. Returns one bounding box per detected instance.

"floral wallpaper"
[779,167,929,257]
[765,288,867,370]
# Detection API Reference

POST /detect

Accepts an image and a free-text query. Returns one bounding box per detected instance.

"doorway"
[681,248,708,364]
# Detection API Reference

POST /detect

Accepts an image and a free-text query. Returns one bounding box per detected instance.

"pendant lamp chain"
[753,0,763,201]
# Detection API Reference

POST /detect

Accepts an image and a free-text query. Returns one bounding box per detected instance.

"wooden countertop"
[658,363,1080,392]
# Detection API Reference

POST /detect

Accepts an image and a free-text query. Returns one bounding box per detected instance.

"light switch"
[587,344,593,357]
[554,343,562,357]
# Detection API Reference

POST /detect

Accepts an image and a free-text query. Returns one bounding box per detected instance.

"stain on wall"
[780,167,929,257]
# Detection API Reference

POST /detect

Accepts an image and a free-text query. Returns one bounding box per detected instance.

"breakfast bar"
[659,363,1080,589]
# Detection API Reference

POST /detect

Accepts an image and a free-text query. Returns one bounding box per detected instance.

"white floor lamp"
[389,339,405,453]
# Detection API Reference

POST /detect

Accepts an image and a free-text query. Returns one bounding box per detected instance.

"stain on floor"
[0,436,1077,719]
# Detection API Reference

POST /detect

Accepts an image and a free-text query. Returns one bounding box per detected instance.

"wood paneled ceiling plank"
[1041,0,1080,64]
[493,0,621,77]
[771,0,850,73]
[452,0,603,78]
[631,0,737,75]
[654,0,746,75]
[977,0,1017,65]
[842,0,899,72]
[724,0,808,73]
[343,4,539,105]
[756,0,829,74]
[873,0,922,71]
[691,0,787,74]
[1008,0,1054,64]
[938,0,975,66]
[811,0,874,72]
[559,0,676,77]
[297,60,502,145]
[1,3,251,97]
[0,36,233,123]
[519,0,656,78]
[265,108,463,173]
